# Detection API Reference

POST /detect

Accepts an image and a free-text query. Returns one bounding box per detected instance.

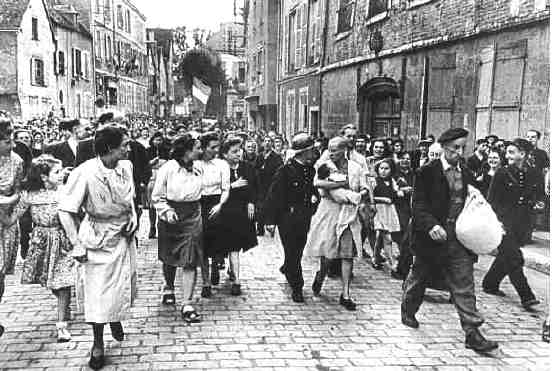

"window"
[72,48,82,77]
[366,0,387,22]
[58,51,65,75]
[117,5,124,30]
[238,63,246,83]
[288,10,297,71]
[336,0,354,34]
[257,50,263,85]
[107,35,112,60]
[83,52,90,79]
[30,58,45,86]
[31,18,38,40]
[308,0,322,64]
[96,31,102,59]
[104,0,111,23]
[126,10,131,33]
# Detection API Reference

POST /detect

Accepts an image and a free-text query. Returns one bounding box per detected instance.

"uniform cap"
[291,132,315,152]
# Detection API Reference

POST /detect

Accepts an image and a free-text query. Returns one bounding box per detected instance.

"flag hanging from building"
[192,77,211,105]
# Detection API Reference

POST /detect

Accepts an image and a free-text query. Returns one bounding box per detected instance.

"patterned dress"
[6,190,74,289]
[0,152,24,275]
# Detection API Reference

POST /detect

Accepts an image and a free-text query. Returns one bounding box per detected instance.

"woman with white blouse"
[152,134,204,322]
[196,132,230,298]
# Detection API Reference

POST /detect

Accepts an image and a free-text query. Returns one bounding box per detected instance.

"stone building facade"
[0,0,56,120]
[86,0,148,116]
[49,1,95,119]
[319,0,549,149]
[146,28,175,118]
[245,0,280,131]
[279,0,326,140]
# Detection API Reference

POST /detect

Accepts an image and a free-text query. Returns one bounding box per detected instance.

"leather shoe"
[279,265,286,275]
[201,286,212,298]
[339,295,356,311]
[401,311,419,329]
[110,322,124,342]
[291,290,304,303]
[522,298,540,311]
[465,329,498,352]
[210,268,220,286]
[483,287,507,297]
[0,324,4,338]
[231,283,242,296]
[312,271,323,296]
[88,344,105,370]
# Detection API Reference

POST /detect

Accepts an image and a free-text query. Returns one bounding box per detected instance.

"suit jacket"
[487,165,543,242]
[256,151,284,202]
[411,159,475,260]
[75,139,95,166]
[45,141,76,168]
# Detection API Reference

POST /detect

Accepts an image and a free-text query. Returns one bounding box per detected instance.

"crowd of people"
[0,108,549,369]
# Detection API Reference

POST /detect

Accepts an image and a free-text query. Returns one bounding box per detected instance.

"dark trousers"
[19,209,33,259]
[393,222,413,279]
[402,229,483,333]
[482,233,535,303]
[278,209,311,291]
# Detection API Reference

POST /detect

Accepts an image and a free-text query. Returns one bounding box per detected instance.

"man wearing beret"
[263,133,319,303]
[482,138,542,311]
[401,128,498,353]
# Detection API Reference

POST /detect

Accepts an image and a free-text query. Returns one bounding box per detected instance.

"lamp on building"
[369,29,384,75]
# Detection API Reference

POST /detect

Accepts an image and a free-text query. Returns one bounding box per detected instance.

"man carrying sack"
[401,128,499,353]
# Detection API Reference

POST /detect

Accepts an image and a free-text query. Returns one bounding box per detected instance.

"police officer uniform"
[482,139,542,310]
[263,134,318,302]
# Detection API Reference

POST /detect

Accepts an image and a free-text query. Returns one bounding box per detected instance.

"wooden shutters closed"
[475,40,527,139]
[427,53,456,136]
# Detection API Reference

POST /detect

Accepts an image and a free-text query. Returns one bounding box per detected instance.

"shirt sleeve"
[220,160,231,193]
[58,166,88,214]
[151,163,173,220]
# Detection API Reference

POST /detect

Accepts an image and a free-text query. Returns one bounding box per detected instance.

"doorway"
[358,77,401,138]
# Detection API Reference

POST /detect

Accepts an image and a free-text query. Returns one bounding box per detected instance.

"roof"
[49,8,92,38]
[0,0,31,30]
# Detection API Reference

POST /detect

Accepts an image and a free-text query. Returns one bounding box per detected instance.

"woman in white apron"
[58,126,138,370]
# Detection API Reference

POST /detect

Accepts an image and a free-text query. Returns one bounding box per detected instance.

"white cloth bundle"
[456,185,504,255]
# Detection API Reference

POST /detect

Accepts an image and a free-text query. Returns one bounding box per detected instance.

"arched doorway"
[358,77,401,138]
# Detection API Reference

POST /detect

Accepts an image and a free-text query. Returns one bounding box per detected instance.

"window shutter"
[283,12,288,73]
[475,45,495,139]
[314,0,322,63]
[301,3,307,67]
[43,59,48,87]
[71,48,76,77]
[30,58,34,85]
[427,53,456,136]
[53,52,58,76]
[295,7,301,69]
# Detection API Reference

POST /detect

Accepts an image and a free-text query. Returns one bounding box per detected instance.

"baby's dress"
[10,190,75,289]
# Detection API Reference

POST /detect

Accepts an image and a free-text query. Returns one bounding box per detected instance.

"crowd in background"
[0,108,550,369]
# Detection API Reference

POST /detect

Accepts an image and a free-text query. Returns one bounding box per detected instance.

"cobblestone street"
[0,217,549,371]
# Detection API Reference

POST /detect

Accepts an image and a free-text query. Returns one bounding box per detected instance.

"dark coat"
[409,150,429,170]
[262,159,318,226]
[75,139,95,166]
[44,141,76,168]
[13,141,33,178]
[256,151,284,202]
[487,165,543,243]
[466,153,487,177]
[411,159,475,260]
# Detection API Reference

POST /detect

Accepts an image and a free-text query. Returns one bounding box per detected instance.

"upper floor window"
[288,9,297,71]
[30,58,45,86]
[31,18,38,40]
[117,5,124,30]
[104,0,111,23]
[336,0,354,34]
[308,0,322,65]
[366,0,388,22]
[125,10,131,33]
[58,51,65,75]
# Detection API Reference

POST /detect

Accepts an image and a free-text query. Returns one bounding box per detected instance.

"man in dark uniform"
[482,138,542,311]
[263,133,319,303]
[256,136,284,236]
[44,119,88,168]
[401,128,498,353]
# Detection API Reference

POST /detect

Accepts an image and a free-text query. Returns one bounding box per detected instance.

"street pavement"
[0,215,549,371]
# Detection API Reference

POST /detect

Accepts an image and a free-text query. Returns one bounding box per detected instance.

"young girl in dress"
[1,155,74,342]
[371,158,402,272]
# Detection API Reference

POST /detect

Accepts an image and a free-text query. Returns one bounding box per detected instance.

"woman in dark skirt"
[196,132,230,298]
[152,135,204,322]
[218,137,258,295]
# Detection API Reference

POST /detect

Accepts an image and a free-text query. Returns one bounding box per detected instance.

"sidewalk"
[522,230,550,275]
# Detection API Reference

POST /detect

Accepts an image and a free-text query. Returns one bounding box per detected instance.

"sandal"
[339,295,357,311]
[181,306,201,323]
[161,288,176,305]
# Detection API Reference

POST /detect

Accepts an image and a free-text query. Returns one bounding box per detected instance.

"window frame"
[365,0,389,25]
[336,0,355,36]
[30,57,45,87]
